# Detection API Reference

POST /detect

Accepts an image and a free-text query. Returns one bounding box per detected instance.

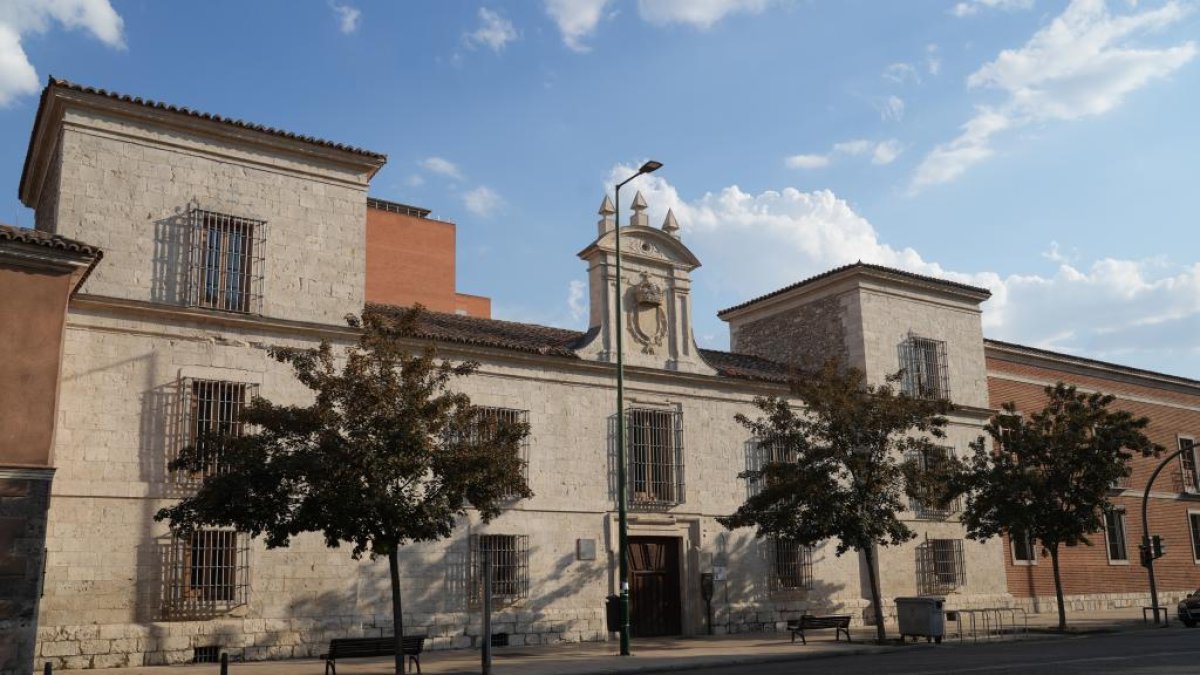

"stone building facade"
[15,78,1010,671]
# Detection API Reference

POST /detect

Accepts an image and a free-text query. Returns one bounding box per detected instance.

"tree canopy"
[155,306,530,673]
[952,382,1159,630]
[718,360,953,642]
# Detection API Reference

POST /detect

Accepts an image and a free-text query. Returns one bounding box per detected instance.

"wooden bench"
[787,614,852,645]
[321,636,424,675]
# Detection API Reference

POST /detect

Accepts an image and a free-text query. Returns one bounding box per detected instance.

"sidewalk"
[57,607,1173,675]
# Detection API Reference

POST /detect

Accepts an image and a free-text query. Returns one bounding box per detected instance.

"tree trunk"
[389,547,405,674]
[862,545,887,643]
[1049,543,1066,632]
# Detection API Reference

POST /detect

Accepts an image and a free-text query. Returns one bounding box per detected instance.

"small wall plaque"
[577,538,597,561]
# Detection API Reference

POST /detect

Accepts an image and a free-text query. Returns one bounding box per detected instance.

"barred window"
[1011,530,1036,565]
[916,538,965,595]
[898,334,949,400]
[769,538,813,591]
[1104,509,1128,562]
[163,529,249,618]
[471,407,531,487]
[186,209,265,314]
[627,408,685,506]
[469,534,529,604]
[179,379,255,480]
[1179,437,1198,494]
[1189,513,1200,563]
[907,446,961,518]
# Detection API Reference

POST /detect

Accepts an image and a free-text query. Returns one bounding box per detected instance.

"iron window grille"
[177,379,256,482]
[1179,438,1198,494]
[163,528,249,618]
[1104,509,1128,561]
[916,538,966,595]
[1189,513,1200,563]
[746,438,796,496]
[768,538,814,591]
[469,534,530,605]
[627,408,685,507]
[185,208,266,314]
[906,446,961,519]
[1011,530,1036,564]
[466,407,531,492]
[898,334,950,400]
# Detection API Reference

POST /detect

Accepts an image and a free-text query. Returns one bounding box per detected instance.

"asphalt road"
[686,628,1200,674]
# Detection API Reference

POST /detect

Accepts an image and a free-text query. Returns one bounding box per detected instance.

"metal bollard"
[220,652,228,675]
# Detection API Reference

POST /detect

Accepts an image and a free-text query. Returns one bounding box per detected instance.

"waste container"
[895,596,945,643]
[605,595,621,634]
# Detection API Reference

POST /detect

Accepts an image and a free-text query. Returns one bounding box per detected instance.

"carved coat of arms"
[628,273,667,353]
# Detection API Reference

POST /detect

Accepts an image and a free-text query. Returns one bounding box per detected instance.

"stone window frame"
[625,406,685,507]
[1103,508,1130,565]
[162,528,250,620]
[185,207,267,315]
[1010,529,1037,566]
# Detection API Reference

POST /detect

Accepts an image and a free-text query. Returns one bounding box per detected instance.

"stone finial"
[597,195,615,236]
[661,208,680,238]
[629,191,649,227]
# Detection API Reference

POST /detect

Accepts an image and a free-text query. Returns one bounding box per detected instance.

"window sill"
[1011,560,1037,567]
[1107,559,1131,566]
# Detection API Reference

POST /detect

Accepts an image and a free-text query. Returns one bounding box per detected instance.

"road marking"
[895,648,1200,674]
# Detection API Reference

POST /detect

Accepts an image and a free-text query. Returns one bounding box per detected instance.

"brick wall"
[988,353,1200,606]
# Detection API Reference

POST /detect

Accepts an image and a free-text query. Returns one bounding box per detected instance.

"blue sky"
[2,0,1199,375]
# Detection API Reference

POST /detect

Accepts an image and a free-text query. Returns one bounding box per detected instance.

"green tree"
[953,383,1159,631]
[718,360,953,643]
[155,307,531,674]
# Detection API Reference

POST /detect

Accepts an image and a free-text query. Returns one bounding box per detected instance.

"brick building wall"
[987,342,1200,612]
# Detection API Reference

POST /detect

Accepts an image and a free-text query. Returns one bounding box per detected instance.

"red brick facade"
[986,341,1200,608]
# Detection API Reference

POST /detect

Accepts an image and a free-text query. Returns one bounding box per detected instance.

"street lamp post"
[613,160,662,656]
[1141,445,1189,626]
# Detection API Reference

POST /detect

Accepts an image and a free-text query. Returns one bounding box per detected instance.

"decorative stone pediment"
[574,193,714,375]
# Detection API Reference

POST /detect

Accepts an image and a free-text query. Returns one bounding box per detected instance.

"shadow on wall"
[151,205,194,307]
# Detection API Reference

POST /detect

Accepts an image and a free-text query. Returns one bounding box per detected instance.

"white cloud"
[543,0,772,51]
[330,2,361,34]
[605,164,1200,374]
[464,7,518,52]
[543,0,610,52]
[405,174,425,188]
[786,139,901,169]
[419,156,464,180]
[784,153,831,169]
[912,0,1196,192]
[567,279,587,323]
[871,139,903,165]
[883,62,920,84]
[0,0,124,106]
[926,43,942,76]
[636,0,772,28]
[952,0,1035,17]
[880,95,905,121]
[463,186,504,217]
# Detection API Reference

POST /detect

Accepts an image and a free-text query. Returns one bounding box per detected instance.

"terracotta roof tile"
[366,304,791,384]
[0,223,101,257]
[719,262,991,317]
[48,77,387,160]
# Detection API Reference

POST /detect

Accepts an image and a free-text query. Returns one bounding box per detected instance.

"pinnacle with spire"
[661,209,679,238]
[597,194,615,236]
[629,191,649,227]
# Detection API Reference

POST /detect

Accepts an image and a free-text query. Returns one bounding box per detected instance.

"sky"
[2,0,1199,376]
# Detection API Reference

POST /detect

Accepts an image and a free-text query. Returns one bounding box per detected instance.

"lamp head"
[638,160,663,175]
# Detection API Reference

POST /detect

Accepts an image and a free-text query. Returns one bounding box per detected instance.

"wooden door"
[629,537,682,637]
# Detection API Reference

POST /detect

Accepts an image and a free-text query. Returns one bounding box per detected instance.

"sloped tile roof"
[366,303,790,383]
[0,223,101,257]
[719,262,992,317]
[48,77,387,160]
